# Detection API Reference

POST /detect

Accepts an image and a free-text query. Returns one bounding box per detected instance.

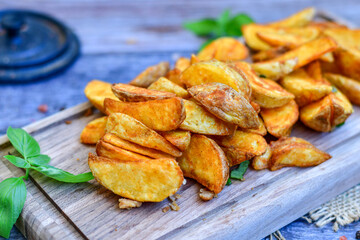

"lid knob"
[1,13,25,38]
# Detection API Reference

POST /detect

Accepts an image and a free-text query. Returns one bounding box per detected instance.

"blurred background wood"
[1,0,360,239]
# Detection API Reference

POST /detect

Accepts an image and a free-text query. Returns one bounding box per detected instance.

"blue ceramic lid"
[0,10,80,83]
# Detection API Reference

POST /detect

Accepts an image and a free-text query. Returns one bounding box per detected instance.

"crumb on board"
[65,120,72,124]
[162,206,170,213]
[169,201,180,211]
[76,158,80,161]
[118,198,142,209]
[84,108,93,116]
[125,38,138,45]
[38,104,48,113]
[199,188,215,201]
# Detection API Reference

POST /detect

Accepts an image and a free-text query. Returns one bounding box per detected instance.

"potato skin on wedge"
[160,130,191,152]
[177,135,229,194]
[180,100,236,136]
[112,83,176,102]
[324,73,360,105]
[261,100,299,138]
[104,97,185,131]
[80,116,108,144]
[188,83,260,129]
[269,137,331,171]
[129,61,169,88]
[88,153,183,202]
[107,113,182,157]
[84,80,118,112]
[252,145,272,170]
[148,77,190,98]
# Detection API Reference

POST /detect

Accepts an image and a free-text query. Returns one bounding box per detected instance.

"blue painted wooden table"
[1,0,360,239]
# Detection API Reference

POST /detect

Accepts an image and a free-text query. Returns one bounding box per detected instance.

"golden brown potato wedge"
[175,57,191,72]
[188,83,260,129]
[112,83,176,102]
[261,100,299,138]
[216,130,267,167]
[324,73,360,105]
[80,116,108,144]
[309,21,347,30]
[190,54,200,65]
[84,80,118,112]
[177,134,229,194]
[160,130,191,152]
[320,60,342,75]
[106,113,182,157]
[181,60,251,98]
[102,133,173,159]
[331,90,353,126]
[280,69,332,107]
[88,153,183,202]
[104,97,185,131]
[319,52,334,63]
[252,145,272,170]
[148,77,190,98]
[269,137,331,171]
[268,7,316,28]
[252,47,289,62]
[197,37,249,62]
[242,24,273,51]
[180,99,236,135]
[129,62,169,88]
[96,140,156,161]
[165,68,185,88]
[324,28,360,50]
[334,47,360,81]
[241,117,267,136]
[305,61,331,86]
[252,58,298,80]
[250,101,261,114]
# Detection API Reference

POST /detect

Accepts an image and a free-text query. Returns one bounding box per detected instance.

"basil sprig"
[183,9,254,50]
[0,127,94,238]
[226,160,250,186]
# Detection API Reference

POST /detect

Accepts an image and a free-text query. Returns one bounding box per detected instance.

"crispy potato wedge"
[104,97,185,131]
[320,60,342,75]
[261,100,299,138]
[305,61,331,86]
[324,73,360,105]
[188,83,260,128]
[84,80,118,112]
[252,57,298,80]
[177,134,229,194]
[148,77,190,98]
[180,100,236,135]
[269,137,331,171]
[112,83,176,102]
[252,145,272,170]
[250,101,261,114]
[242,24,273,51]
[181,60,251,98]
[160,130,191,152]
[96,140,155,161]
[319,52,334,63]
[190,54,200,65]
[241,117,267,136]
[309,21,347,30]
[331,89,353,126]
[216,130,267,166]
[165,68,185,88]
[103,133,173,159]
[268,7,316,27]
[334,47,360,81]
[197,37,249,62]
[280,69,332,106]
[88,153,183,202]
[80,116,108,144]
[252,47,289,62]
[107,113,182,157]
[175,57,191,72]
[324,28,360,50]
[129,62,169,88]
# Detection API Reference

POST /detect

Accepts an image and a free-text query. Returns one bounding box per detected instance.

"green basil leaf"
[226,178,232,186]
[226,14,254,36]
[336,122,345,128]
[7,127,40,158]
[183,19,217,36]
[0,177,27,239]
[199,38,217,51]
[3,156,30,169]
[31,165,94,183]
[28,154,51,166]
[230,160,250,180]
[214,9,230,37]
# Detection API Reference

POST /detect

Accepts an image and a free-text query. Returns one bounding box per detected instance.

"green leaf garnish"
[28,154,51,166]
[225,13,254,36]
[7,127,40,158]
[226,178,232,186]
[230,160,250,180]
[336,122,345,127]
[183,19,217,36]
[3,155,30,169]
[31,165,94,183]
[0,177,27,239]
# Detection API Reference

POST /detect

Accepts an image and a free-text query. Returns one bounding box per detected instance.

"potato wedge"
[216,130,267,166]
[102,133,173,159]
[324,28,360,50]
[252,47,289,62]
[96,140,155,161]
[334,47,360,81]
[280,69,332,107]
[80,116,108,144]
[324,73,360,105]
[252,145,272,170]
[104,97,185,131]
[160,130,191,152]
[305,61,331,86]
[88,153,183,202]
[268,7,316,27]
[197,37,249,62]
[241,117,267,136]
[190,54,200,65]
[319,52,334,63]
[331,89,353,126]
[261,100,299,138]
[188,83,260,128]
[269,137,331,171]
[112,83,176,102]
[165,68,185,88]
[175,57,191,72]
[148,77,190,98]
[129,62,169,87]
[180,100,236,135]
[252,57,298,80]
[177,134,229,194]
[181,60,251,98]
[84,80,118,112]
[242,24,273,51]
[250,101,261,114]
[107,113,182,157]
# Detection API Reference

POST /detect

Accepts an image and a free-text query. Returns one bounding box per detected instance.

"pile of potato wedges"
[80,7,360,207]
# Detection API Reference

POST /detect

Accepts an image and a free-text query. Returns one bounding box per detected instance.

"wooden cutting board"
[1,11,359,240]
